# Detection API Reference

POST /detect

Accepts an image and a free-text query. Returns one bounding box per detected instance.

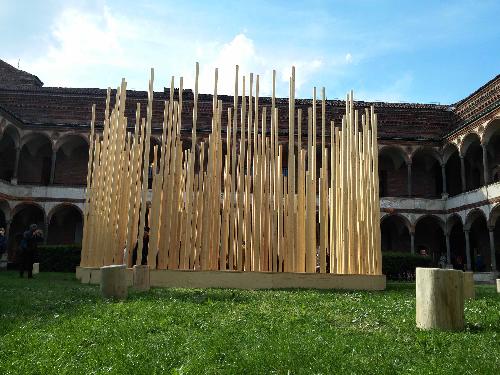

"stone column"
[441,163,447,198]
[464,229,472,271]
[488,227,497,272]
[49,149,57,185]
[407,162,412,197]
[410,231,415,255]
[460,156,466,192]
[445,232,451,267]
[482,144,489,185]
[133,265,150,291]
[10,146,21,185]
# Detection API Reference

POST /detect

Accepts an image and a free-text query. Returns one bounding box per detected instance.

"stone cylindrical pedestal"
[100,264,128,299]
[416,268,464,331]
[463,271,475,299]
[496,279,500,293]
[32,263,39,275]
[133,265,150,292]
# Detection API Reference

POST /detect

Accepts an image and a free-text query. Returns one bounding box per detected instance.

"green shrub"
[38,245,81,272]
[382,251,433,281]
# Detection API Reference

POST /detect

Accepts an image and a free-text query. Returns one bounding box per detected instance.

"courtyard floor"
[0,272,498,374]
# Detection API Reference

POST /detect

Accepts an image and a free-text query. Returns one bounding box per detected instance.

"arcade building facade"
[0,60,499,276]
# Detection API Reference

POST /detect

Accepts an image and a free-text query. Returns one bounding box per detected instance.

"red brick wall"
[18,146,51,185]
[53,146,88,185]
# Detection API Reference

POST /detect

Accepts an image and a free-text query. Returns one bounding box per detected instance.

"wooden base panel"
[76,267,385,291]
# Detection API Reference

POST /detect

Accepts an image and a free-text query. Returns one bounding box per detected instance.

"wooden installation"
[80,63,383,286]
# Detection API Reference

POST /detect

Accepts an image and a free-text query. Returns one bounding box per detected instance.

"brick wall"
[53,146,88,185]
[18,146,52,185]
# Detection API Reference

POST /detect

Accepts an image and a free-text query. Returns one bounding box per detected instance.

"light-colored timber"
[80,63,383,289]
[78,266,386,291]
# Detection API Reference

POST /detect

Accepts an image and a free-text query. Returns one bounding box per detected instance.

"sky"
[0,0,499,103]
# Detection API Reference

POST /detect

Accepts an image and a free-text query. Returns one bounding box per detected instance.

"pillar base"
[463,271,475,299]
[78,267,386,290]
[133,265,150,291]
[416,268,464,331]
[100,264,128,299]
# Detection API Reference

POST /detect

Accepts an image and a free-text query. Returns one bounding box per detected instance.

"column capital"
[463,228,470,234]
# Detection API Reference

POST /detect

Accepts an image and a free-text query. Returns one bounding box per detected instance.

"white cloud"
[13,6,134,87]
[186,33,324,98]
[356,73,414,102]
[13,5,326,97]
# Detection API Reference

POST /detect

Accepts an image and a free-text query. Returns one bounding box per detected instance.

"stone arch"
[459,131,481,156]
[8,203,46,260]
[378,145,408,197]
[464,208,487,231]
[447,214,466,269]
[18,132,53,185]
[482,118,500,183]
[0,199,10,230]
[443,143,462,196]
[464,208,491,271]
[460,132,484,191]
[490,203,500,271]
[481,117,500,145]
[0,125,21,181]
[1,124,20,147]
[54,133,89,151]
[446,213,463,232]
[488,203,500,228]
[414,214,446,264]
[47,204,83,245]
[411,147,443,198]
[53,134,89,185]
[415,214,445,230]
[380,214,411,252]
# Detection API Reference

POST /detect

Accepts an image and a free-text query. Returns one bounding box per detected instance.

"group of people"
[0,224,43,278]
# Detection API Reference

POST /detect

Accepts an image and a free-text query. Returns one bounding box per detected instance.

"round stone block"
[100,264,128,299]
[463,271,475,299]
[133,265,150,292]
[416,268,464,331]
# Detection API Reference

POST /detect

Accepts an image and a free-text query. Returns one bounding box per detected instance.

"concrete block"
[463,271,475,299]
[133,265,150,291]
[75,266,82,280]
[0,253,7,270]
[32,263,39,275]
[416,268,464,331]
[100,264,128,299]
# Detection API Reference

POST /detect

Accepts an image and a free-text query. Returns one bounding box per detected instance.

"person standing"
[18,224,43,278]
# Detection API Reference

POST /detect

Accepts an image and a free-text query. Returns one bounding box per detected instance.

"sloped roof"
[0,86,457,140]
[0,59,43,89]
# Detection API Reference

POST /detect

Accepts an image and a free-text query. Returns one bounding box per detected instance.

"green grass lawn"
[0,272,498,375]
